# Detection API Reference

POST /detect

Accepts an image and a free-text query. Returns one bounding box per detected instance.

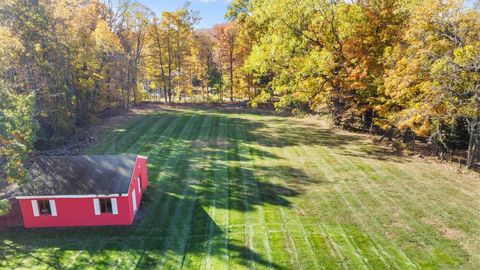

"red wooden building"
[15,155,148,228]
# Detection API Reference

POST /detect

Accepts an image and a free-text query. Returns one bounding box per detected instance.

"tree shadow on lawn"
[260,120,407,163]
[200,108,406,163]
[0,107,403,269]
[0,193,284,269]
[147,156,307,212]
[99,107,406,164]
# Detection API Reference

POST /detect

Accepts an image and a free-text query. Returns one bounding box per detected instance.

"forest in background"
[0,0,479,195]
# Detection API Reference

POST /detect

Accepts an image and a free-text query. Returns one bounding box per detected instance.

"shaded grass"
[1,107,479,269]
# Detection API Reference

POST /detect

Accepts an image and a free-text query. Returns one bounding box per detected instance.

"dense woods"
[229,0,480,170]
[0,0,479,188]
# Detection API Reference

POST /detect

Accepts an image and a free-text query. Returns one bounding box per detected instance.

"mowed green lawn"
[1,107,479,269]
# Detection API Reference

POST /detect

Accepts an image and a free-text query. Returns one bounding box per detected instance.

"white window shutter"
[111,198,118,215]
[137,177,141,192]
[31,200,39,217]
[132,189,137,213]
[93,199,101,215]
[49,200,57,216]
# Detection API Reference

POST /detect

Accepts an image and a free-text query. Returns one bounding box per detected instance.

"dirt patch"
[423,217,465,241]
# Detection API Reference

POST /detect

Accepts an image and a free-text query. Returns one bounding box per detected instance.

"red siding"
[126,156,148,223]
[18,156,149,228]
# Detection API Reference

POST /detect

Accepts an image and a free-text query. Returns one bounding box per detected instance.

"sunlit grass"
[1,107,479,269]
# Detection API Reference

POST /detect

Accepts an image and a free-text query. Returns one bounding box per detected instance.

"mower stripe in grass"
[133,110,206,267]
[381,159,480,218]
[130,114,195,269]
[105,114,158,154]
[203,115,230,270]
[345,154,477,267]
[309,144,416,269]
[116,113,172,157]
[108,114,184,269]
[201,115,223,270]
[178,114,221,269]
[253,121,328,270]
[136,113,204,268]
[62,115,167,268]
[231,117,256,269]
[246,114,354,270]
[251,117,357,270]
[243,116,307,270]
[235,118,280,269]
[312,144,422,269]
[155,114,213,269]
[3,109,479,269]
[64,114,174,269]
[177,114,221,269]
[88,113,195,268]
[179,114,226,270]
[91,114,153,155]
[295,143,396,270]
[325,147,469,268]
[124,114,174,155]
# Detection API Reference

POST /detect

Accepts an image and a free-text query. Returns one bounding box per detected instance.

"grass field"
[1,107,479,269]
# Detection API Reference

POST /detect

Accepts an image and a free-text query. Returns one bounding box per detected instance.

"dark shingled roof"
[22,155,138,196]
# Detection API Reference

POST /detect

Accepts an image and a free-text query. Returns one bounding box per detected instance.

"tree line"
[223,0,480,169]
[1,0,156,184]
[1,0,479,190]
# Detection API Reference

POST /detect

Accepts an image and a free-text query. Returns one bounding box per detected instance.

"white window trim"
[49,200,57,216]
[111,198,118,215]
[93,198,101,215]
[31,200,39,217]
[137,176,141,193]
[132,189,137,213]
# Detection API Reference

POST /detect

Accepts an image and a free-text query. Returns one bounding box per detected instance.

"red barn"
[15,155,148,228]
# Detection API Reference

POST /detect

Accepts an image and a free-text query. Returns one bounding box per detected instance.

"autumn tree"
[213,22,239,102]
[119,2,153,107]
[145,18,169,102]
[384,0,480,167]
[144,4,198,103]
[192,31,216,100]
[0,0,153,143]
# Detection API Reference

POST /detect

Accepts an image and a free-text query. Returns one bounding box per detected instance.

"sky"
[135,0,477,29]
[136,0,231,29]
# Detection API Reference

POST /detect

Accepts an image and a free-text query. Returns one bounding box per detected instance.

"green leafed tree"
[0,83,37,184]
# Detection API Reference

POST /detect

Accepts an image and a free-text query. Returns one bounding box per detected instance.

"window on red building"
[38,200,52,215]
[99,198,112,214]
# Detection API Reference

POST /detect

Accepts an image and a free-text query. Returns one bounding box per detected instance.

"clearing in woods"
[0,107,479,269]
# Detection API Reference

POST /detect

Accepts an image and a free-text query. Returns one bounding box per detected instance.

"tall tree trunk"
[126,66,131,110]
[370,110,375,135]
[466,118,479,169]
[177,30,182,102]
[229,46,234,102]
[132,30,143,106]
[167,35,173,103]
[154,26,168,103]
